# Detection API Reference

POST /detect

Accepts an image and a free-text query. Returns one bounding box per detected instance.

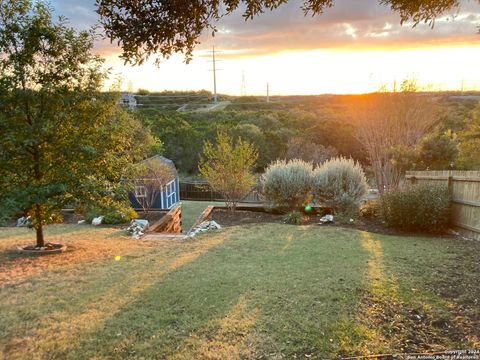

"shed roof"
[135,155,178,181]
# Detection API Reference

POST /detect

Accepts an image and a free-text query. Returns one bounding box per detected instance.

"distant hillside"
[132,90,480,112]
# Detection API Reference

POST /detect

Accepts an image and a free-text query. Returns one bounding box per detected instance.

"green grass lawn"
[0,223,478,359]
[180,200,225,232]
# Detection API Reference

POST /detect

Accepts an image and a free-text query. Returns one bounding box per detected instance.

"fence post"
[447,176,454,195]
[410,176,416,186]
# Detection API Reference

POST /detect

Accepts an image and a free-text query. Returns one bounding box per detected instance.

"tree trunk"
[35,204,45,247]
[36,223,45,248]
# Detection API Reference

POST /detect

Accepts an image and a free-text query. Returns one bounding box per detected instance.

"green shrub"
[283,210,305,225]
[360,200,381,219]
[261,159,313,211]
[380,184,451,232]
[312,157,368,216]
[85,205,138,224]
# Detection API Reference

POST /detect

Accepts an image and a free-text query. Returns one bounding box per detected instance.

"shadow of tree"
[59,225,368,359]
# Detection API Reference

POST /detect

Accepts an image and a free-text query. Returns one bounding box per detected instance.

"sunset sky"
[52,0,480,95]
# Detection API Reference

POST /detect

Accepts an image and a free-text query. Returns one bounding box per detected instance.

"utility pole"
[212,45,218,103]
[266,82,270,102]
[241,71,246,96]
[461,78,465,94]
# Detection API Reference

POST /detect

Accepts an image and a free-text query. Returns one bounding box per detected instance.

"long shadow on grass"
[60,225,370,359]
[0,229,232,359]
[332,231,478,358]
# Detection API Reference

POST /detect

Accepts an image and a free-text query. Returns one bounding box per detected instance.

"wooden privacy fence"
[179,181,262,203]
[405,171,480,240]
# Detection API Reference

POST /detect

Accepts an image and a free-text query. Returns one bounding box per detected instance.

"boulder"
[16,216,32,227]
[319,214,334,224]
[125,220,149,239]
[188,220,222,237]
[92,216,104,226]
[131,219,149,231]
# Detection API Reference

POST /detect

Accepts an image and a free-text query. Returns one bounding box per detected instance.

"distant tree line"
[138,107,367,176]
[138,96,480,181]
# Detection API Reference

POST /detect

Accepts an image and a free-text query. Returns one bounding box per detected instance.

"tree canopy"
[96,0,474,65]
[0,0,153,246]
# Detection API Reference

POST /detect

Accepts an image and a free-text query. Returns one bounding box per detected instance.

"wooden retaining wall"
[148,204,182,234]
[405,171,480,240]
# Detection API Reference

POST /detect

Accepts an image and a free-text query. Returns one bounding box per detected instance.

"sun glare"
[104,45,480,95]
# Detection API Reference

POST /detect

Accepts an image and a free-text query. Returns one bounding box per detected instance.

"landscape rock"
[319,214,334,224]
[77,220,86,225]
[125,219,149,239]
[92,216,104,226]
[16,216,32,227]
[131,219,149,231]
[125,225,144,239]
[188,220,222,237]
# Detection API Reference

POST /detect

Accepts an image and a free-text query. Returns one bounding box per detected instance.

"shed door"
[165,179,176,209]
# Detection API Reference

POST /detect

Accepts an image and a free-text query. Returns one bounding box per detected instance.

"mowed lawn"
[0,222,479,359]
[180,201,226,232]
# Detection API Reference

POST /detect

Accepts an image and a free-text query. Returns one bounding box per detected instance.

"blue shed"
[128,155,180,210]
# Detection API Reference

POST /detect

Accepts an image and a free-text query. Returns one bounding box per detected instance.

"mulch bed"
[18,242,67,255]
[209,208,455,238]
[60,210,165,225]
[209,209,285,227]
[29,210,164,227]
[137,211,166,224]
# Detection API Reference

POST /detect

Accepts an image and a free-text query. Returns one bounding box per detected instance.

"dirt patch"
[209,207,454,239]
[356,292,468,354]
[2,210,165,228]
[18,242,67,254]
[427,241,480,347]
[59,211,84,224]
[137,211,166,224]
[209,209,284,227]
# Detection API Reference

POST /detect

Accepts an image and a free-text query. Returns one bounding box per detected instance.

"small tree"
[199,131,258,212]
[0,1,151,248]
[458,104,480,170]
[352,82,439,193]
[284,137,338,166]
[133,161,173,215]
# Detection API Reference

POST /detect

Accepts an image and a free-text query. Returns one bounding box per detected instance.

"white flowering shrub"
[261,159,313,210]
[313,157,368,215]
